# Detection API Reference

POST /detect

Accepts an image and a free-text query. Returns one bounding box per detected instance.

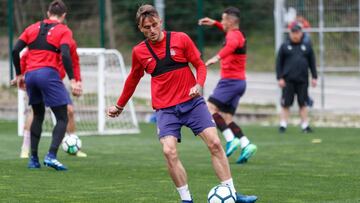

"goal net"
[17,48,140,136]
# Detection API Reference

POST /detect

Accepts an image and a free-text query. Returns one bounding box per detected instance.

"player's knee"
[207,137,222,154]
[221,113,233,125]
[57,117,69,128]
[67,105,74,116]
[207,102,218,114]
[67,109,74,119]
[162,145,178,161]
[33,114,45,123]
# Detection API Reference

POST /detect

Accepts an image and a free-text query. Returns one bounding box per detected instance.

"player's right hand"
[311,78,317,88]
[106,105,123,118]
[278,78,286,88]
[189,84,202,98]
[198,17,215,26]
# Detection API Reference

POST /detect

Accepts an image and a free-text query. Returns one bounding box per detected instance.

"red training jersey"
[214,21,247,80]
[20,39,81,81]
[58,39,81,81]
[116,31,207,109]
[18,19,73,74]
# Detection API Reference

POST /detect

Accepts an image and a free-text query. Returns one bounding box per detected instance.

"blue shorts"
[25,67,72,107]
[156,97,216,142]
[208,79,246,115]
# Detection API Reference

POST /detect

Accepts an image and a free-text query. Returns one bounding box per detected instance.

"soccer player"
[107,5,257,203]
[276,22,317,133]
[198,7,257,164]
[18,40,87,159]
[12,0,81,170]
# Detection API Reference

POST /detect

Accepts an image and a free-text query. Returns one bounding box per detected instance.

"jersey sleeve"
[217,31,243,59]
[59,28,73,46]
[214,20,224,31]
[181,33,206,87]
[276,45,285,80]
[307,45,317,79]
[116,48,145,107]
[70,40,81,81]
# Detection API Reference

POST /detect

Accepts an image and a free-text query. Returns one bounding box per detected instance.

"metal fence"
[275,0,360,110]
[275,0,360,72]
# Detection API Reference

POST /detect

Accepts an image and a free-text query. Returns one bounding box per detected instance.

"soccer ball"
[62,135,82,154]
[208,185,236,203]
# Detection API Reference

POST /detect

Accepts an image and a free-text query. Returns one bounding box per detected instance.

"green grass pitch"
[0,121,359,202]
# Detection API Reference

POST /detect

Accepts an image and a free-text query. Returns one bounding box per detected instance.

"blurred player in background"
[276,22,317,133]
[288,17,315,107]
[198,7,257,164]
[17,38,87,159]
[107,4,257,203]
[12,0,81,170]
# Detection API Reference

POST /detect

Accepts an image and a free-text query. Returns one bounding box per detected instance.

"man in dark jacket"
[276,22,317,133]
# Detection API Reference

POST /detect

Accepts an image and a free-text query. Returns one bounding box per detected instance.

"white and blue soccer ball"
[62,135,82,154]
[207,185,236,203]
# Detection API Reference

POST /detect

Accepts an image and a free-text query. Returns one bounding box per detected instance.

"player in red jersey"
[199,7,257,164]
[12,0,81,171]
[16,39,87,159]
[106,5,257,203]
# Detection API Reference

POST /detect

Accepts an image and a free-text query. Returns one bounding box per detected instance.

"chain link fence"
[275,0,360,72]
[274,0,360,114]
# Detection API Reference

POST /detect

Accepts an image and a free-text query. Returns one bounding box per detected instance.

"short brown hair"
[136,4,159,27]
[48,0,67,17]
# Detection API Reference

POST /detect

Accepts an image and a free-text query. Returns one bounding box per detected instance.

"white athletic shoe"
[20,148,29,159]
[76,150,87,158]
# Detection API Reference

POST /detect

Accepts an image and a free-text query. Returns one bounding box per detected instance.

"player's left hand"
[205,55,220,67]
[10,78,17,86]
[189,84,202,97]
[12,75,26,90]
[106,105,123,118]
[311,78,317,87]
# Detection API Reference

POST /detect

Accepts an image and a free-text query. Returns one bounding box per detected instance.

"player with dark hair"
[199,7,257,164]
[107,4,257,203]
[12,0,81,171]
[17,39,87,158]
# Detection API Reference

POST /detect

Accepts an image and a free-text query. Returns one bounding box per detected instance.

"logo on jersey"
[47,27,56,36]
[301,44,306,51]
[287,45,292,50]
[170,49,176,56]
[147,58,152,62]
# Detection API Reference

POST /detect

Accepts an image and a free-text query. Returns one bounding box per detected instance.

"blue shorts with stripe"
[156,97,216,142]
[208,78,246,115]
[25,67,72,107]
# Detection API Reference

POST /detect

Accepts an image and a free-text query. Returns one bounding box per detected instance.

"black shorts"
[281,81,308,107]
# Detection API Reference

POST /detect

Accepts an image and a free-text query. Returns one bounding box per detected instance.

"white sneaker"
[76,150,87,158]
[20,148,29,159]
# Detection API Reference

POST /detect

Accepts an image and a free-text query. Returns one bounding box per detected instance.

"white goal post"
[18,48,140,136]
